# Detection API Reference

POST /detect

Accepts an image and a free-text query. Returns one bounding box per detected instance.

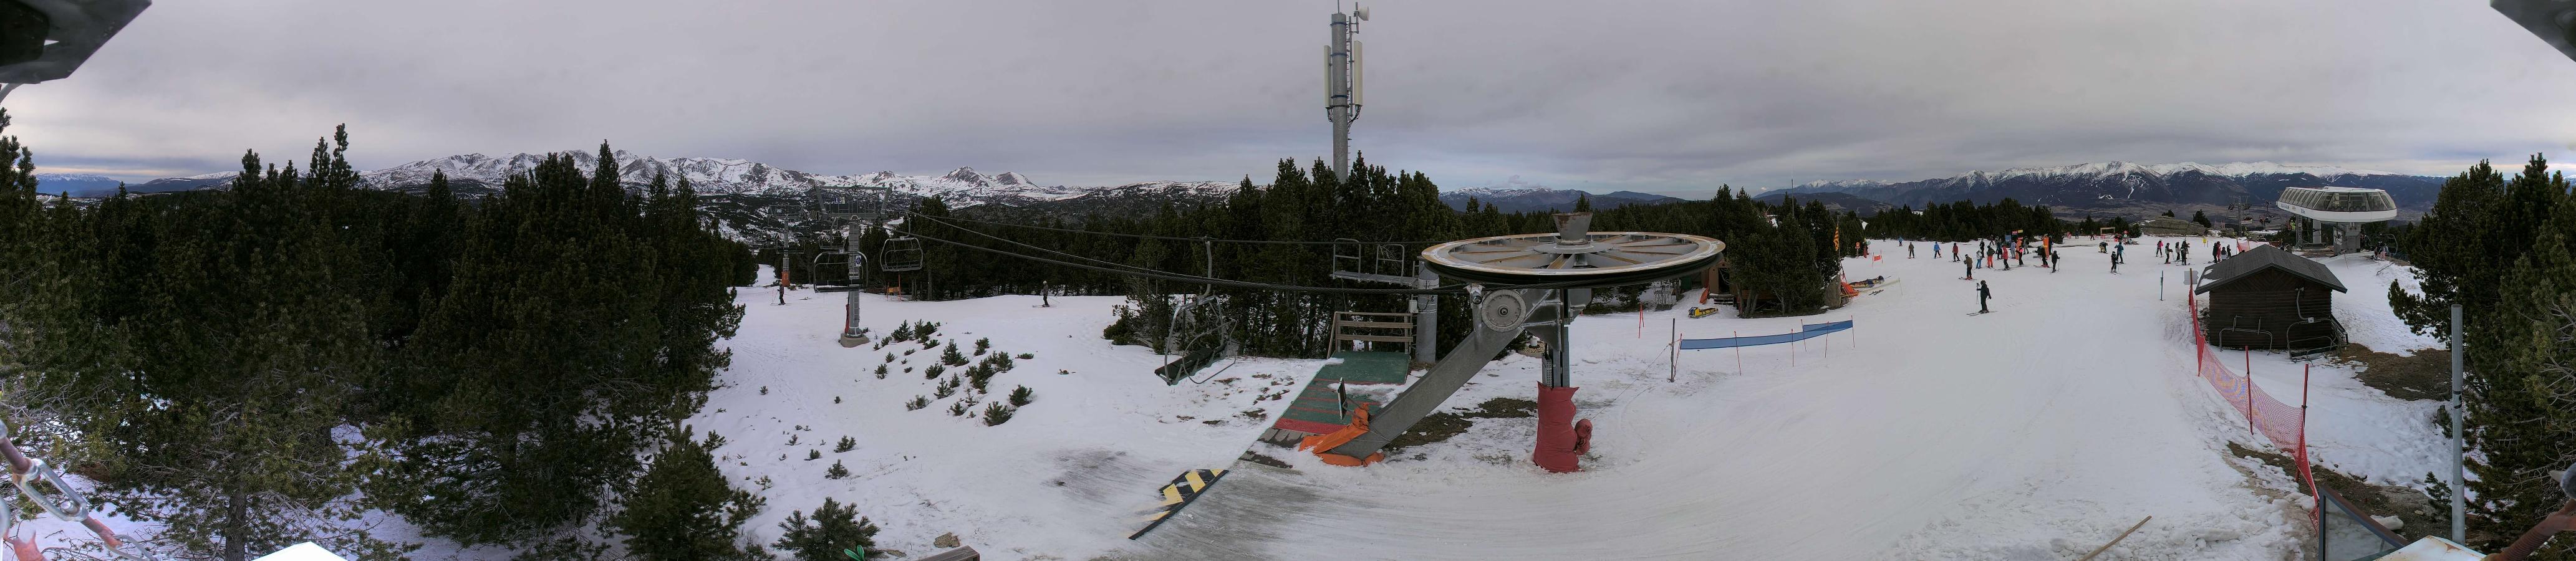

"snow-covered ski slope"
[692,239,2443,560]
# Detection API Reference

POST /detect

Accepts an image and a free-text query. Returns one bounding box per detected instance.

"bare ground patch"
[1383,398,1539,453]
[2328,345,2450,401]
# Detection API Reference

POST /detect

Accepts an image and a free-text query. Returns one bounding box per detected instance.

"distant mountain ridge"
[59,150,1242,245]
[1439,186,1683,213]
[1770,161,2443,218]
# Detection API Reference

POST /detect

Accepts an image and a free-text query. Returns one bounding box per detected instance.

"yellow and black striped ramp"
[1127,468,1228,540]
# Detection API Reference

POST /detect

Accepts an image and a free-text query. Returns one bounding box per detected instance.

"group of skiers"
[1950,234,2252,314]
[1924,236,2067,283]
[2151,239,2239,265]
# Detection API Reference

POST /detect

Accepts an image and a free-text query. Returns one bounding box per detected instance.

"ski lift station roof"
[2275,186,2397,224]
[2194,244,2346,295]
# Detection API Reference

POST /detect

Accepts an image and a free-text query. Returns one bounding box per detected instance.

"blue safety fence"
[1679,320,1853,350]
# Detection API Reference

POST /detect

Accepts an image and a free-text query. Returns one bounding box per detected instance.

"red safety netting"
[2187,292,2315,515]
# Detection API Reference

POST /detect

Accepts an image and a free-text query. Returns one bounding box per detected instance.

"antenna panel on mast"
[1352,41,1363,107]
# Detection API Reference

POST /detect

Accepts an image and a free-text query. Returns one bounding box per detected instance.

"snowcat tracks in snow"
[1127,468,1228,540]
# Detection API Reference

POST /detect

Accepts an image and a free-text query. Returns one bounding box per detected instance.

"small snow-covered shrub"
[835,436,855,453]
[974,338,990,356]
[824,461,849,479]
[983,403,1016,426]
[905,396,930,411]
[947,401,970,416]
[1017,353,1034,360]
[806,449,821,461]
[1009,386,1034,406]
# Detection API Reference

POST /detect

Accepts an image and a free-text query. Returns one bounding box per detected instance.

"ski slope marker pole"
[1734,331,1742,375]
[1669,319,1678,383]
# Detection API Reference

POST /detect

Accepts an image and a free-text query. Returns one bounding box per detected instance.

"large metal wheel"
[1420,214,1723,286]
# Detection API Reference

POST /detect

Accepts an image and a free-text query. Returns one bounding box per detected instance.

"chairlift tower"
[1325,4,1369,180]
[808,185,894,347]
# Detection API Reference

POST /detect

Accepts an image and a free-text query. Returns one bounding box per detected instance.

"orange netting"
[2187,293,2315,517]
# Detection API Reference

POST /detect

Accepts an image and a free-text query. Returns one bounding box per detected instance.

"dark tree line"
[2391,155,2576,555]
[1860,198,2073,242]
[0,117,766,559]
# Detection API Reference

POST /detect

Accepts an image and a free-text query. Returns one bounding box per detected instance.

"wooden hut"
[2194,244,2345,351]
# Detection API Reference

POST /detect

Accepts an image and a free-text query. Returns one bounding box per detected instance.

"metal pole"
[2450,304,2466,544]
[2246,345,2255,439]
[1734,330,1742,375]
[1668,319,1677,383]
[1416,266,1439,363]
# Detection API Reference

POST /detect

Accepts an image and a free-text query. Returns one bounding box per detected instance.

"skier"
[1975,280,1992,314]
[2049,248,2059,274]
[1963,256,1974,280]
[2110,247,2122,274]
[1909,243,1917,259]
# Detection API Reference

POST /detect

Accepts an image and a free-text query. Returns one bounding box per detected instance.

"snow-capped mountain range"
[357,150,1234,206]
[1768,160,2442,215]
[1439,186,1682,213]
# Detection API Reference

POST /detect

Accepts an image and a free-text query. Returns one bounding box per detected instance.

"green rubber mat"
[1276,382,1382,434]
[1312,351,1411,385]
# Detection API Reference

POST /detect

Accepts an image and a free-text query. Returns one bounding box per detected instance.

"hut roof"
[2193,244,2345,294]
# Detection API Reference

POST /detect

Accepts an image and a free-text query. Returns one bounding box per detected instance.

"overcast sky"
[13,0,2576,197]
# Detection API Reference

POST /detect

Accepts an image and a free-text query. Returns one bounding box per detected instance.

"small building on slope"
[2194,244,2345,351]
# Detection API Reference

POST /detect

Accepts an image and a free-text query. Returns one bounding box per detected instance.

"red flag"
[1872,255,1882,262]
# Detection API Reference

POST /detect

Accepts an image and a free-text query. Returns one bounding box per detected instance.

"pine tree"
[773,497,879,560]
[606,430,766,561]
[372,146,746,547]
[6,136,410,560]
[2190,209,2212,228]
[2465,173,2576,552]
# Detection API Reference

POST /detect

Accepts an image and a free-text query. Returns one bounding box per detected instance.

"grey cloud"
[8,0,2576,196]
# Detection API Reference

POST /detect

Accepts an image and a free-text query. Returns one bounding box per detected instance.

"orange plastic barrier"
[1299,406,1386,466]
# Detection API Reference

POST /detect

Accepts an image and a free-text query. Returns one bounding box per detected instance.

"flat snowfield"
[700,239,2427,560]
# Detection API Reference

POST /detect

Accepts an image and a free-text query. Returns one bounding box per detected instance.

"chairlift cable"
[902,231,1464,294]
[903,228,1668,294]
[919,213,1446,246]
[912,214,1195,276]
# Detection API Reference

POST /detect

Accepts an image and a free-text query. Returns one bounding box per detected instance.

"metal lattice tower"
[808,185,893,347]
[1325,4,1369,180]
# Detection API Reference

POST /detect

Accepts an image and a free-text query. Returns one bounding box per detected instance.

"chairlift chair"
[880,236,924,272]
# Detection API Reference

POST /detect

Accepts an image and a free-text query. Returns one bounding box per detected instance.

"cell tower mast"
[1326,4,1368,180]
